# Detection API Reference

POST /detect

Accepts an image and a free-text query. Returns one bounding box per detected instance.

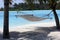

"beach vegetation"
[3,0,12,39]
[2,0,60,39]
[48,0,60,29]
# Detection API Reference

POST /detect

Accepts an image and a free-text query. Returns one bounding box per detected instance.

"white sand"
[9,21,56,32]
[0,21,60,40]
[48,31,60,40]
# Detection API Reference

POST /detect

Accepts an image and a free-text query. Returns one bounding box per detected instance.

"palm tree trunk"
[3,0,10,39]
[52,8,60,29]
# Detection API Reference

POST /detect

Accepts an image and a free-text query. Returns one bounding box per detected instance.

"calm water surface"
[0,10,60,28]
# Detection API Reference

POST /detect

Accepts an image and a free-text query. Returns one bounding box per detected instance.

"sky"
[0,0,60,8]
[0,0,25,8]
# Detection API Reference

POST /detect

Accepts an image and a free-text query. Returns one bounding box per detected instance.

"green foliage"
[0,0,60,11]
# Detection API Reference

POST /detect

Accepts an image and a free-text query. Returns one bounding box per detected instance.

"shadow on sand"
[0,26,59,40]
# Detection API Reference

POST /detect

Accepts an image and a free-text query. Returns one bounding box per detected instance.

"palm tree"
[49,0,60,29]
[13,3,18,9]
[3,0,11,39]
[38,0,45,9]
[25,0,34,10]
[25,0,60,29]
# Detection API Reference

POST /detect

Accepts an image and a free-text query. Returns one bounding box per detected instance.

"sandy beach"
[0,22,60,40]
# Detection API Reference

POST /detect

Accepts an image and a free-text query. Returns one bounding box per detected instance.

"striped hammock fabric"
[15,14,50,22]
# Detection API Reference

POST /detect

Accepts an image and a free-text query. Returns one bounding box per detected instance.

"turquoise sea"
[0,10,60,28]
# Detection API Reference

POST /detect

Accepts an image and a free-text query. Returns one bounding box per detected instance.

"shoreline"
[0,21,56,32]
[0,22,60,40]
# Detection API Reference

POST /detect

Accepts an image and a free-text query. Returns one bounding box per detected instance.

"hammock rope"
[42,11,52,17]
[40,11,52,19]
[16,10,52,19]
[15,10,53,21]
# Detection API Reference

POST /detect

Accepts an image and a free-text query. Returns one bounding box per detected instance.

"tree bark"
[52,8,60,29]
[3,0,10,39]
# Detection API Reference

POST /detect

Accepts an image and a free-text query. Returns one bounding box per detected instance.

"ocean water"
[0,10,60,28]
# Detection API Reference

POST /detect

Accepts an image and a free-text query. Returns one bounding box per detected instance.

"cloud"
[0,0,24,8]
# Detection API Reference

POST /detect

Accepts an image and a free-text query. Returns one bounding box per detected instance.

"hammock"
[15,11,52,21]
